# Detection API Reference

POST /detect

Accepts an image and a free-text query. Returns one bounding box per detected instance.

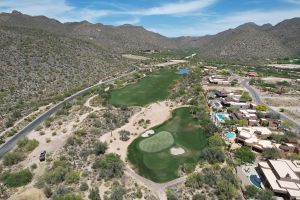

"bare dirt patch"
[261,77,292,83]
[267,64,300,69]
[154,60,187,67]
[9,188,45,200]
[122,54,149,60]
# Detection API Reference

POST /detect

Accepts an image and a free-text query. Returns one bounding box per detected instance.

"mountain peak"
[11,10,23,15]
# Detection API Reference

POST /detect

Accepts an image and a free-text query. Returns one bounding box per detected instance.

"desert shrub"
[234,147,255,163]
[44,160,70,185]
[185,173,203,189]
[111,184,125,200]
[0,169,32,187]
[240,91,252,102]
[88,187,100,200]
[220,167,238,188]
[136,188,143,199]
[17,138,39,152]
[88,113,98,119]
[3,151,25,166]
[74,129,87,137]
[182,163,196,174]
[65,170,80,184]
[94,142,107,155]
[53,193,83,200]
[256,104,268,111]
[44,186,53,198]
[202,168,218,186]
[201,147,225,164]
[35,125,43,131]
[245,185,259,198]
[95,153,124,180]
[192,194,206,200]
[262,148,280,160]
[31,163,38,170]
[216,179,237,199]
[119,130,130,141]
[80,182,89,191]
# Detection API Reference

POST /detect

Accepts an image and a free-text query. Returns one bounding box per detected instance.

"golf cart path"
[125,167,186,200]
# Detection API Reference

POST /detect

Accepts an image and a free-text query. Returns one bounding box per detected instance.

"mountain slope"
[0,25,130,132]
[175,19,300,62]
[0,11,177,52]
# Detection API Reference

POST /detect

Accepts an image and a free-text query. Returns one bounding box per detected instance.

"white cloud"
[0,0,111,22]
[284,0,300,4]
[114,18,141,26]
[130,0,217,16]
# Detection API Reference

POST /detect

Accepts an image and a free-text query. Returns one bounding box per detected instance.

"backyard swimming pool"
[225,132,235,139]
[177,68,190,75]
[213,102,221,107]
[250,175,262,189]
[216,113,226,120]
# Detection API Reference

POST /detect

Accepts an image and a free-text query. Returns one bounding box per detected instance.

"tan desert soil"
[154,60,187,67]
[9,188,45,200]
[261,77,292,83]
[267,64,300,69]
[100,100,181,161]
[122,54,149,60]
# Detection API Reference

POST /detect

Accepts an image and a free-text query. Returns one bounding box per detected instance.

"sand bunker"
[141,130,155,138]
[170,147,185,155]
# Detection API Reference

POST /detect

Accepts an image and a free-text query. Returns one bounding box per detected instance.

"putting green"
[128,107,210,183]
[139,131,174,153]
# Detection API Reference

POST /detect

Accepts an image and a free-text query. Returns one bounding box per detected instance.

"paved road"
[0,69,137,158]
[241,78,300,132]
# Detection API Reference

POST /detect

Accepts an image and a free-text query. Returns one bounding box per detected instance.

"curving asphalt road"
[241,78,300,132]
[0,69,138,158]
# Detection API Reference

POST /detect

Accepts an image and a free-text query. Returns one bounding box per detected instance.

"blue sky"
[1,0,300,37]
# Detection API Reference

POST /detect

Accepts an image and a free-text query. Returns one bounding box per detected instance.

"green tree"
[208,134,225,148]
[256,104,268,111]
[234,147,255,163]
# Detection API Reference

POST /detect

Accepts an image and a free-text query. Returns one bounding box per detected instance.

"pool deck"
[236,166,252,188]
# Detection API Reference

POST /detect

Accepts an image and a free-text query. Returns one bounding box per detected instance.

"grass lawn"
[127,107,209,183]
[108,68,181,106]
